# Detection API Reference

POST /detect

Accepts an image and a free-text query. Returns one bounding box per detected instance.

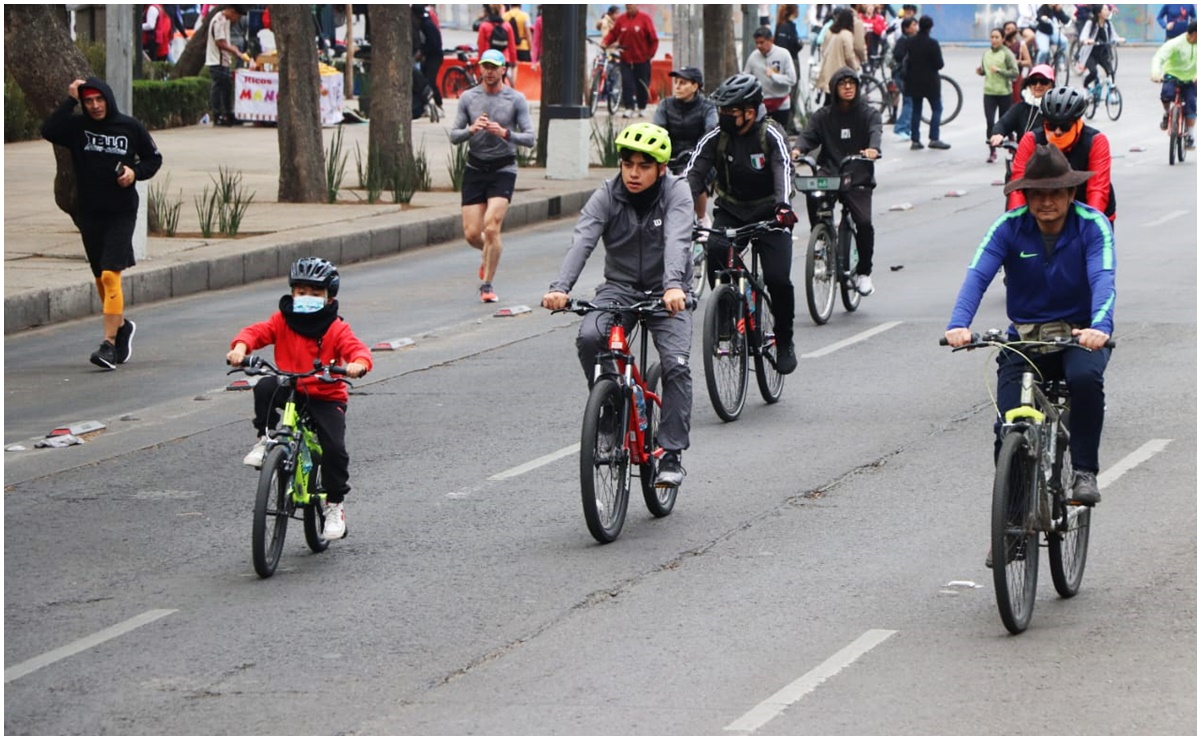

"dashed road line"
[1098,439,1172,489]
[802,321,903,359]
[488,444,580,481]
[5,609,177,683]
[1141,210,1189,228]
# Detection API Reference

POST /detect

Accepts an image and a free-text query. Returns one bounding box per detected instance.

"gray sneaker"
[654,450,685,488]
[1068,470,1101,506]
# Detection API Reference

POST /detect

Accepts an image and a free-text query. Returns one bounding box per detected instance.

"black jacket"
[903,32,944,99]
[991,99,1042,140]
[40,77,162,215]
[685,115,794,223]
[793,67,883,187]
[652,94,718,165]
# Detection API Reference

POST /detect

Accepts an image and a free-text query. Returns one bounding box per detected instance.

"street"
[4,48,1196,734]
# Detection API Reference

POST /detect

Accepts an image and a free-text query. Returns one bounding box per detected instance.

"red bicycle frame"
[602,323,662,467]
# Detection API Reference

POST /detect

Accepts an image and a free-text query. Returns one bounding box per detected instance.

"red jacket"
[142,4,173,52]
[477,19,518,65]
[232,312,373,403]
[602,10,659,64]
[1007,128,1115,220]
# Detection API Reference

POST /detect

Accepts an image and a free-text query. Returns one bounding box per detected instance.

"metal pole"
[561,5,581,105]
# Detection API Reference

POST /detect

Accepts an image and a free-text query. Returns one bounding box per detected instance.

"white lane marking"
[1141,210,1189,228]
[801,321,903,359]
[1097,439,1172,489]
[5,609,177,683]
[725,629,897,733]
[488,444,580,481]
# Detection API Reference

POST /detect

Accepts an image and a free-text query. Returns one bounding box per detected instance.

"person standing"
[597,4,620,40]
[476,4,518,66]
[206,5,250,127]
[503,4,532,63]
[773,4,804,132]
[142,4,173,61]
[979,27,1019,163]
[413,5,444,110]
[1158,4,1197,40]
[530,5,543,64]
[816,8,860,98]
[41,78,163,369]
[890,16,918,140]
[449,49,536,303]
[906,15,951,150]
[743,26,798,130]
[603,4,659,118]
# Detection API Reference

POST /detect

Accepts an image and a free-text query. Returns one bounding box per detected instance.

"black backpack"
[489,20,509,51]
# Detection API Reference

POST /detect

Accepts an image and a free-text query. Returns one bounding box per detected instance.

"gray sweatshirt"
[449,85,536,174]
[742,44,798,108]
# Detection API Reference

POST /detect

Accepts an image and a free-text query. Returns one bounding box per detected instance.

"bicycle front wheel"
[992,430,1040,634]
[1105,86,1122,121]
[639,363,677,518]
[440,67,472,100]
[1169,106,1182,165]
[580,378,631,543]
[752,289,785,404]
[1084,89,1098,120]
[587,69,601,115]
[702,284,749,422]
[837,218,861,313]
[805,224,837,325]
[302,463,330,554]
[607,70,623,114]
[859,77,892,124]
[253,446,292,578]
[1048,411,1090,597]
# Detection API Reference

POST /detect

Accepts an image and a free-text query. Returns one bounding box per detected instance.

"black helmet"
[1040,86,1087,126]
[710,74,763,108]
[289,256,340,297]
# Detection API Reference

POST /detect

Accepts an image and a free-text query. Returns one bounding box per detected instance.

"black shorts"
[461,169,517,206]
[72,210,137,277]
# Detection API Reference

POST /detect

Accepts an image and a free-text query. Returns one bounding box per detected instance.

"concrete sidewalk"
[3,99,611,334]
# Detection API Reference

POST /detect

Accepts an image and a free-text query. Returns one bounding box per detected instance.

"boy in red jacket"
[226,257,373,541]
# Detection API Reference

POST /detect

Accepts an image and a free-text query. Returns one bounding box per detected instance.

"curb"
[3,187,597,335]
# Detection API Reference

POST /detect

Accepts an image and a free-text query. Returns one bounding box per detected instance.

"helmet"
[1040,86,1087,125]
[709,74,763,109]
[289,256,340,297]
[614,122,671,164]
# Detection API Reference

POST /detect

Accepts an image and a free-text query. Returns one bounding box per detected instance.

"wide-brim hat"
[1003,144,1094,195]
[669,66,704,86]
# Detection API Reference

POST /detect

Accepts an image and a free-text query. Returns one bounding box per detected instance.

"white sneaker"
[323,502,346,540]
[855,274,875,296]
[243,438,267,468]
[621,109,632,119]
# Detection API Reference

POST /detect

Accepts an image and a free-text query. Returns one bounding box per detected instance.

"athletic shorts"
[461,169,517,206]
[72,210,137,277]
[1161,79,1197,119]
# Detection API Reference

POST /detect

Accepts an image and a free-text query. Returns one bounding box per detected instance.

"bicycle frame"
[593,320,657,467]
[270,394,324,506]
[1001,372,1073,534]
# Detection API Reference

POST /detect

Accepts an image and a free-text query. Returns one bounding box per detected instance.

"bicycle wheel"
[302,463,330,554]
[805,224,837,325]
[639,363,677,517]
[859,77,891,124]
[702,284,749,422]
[1048,411,1091,597]
[1169,106,1182,165]
[440,67,472,100]
[690,241,707,299]
[607,69,623,115]
[587,69,601,115]
[1110,44,1119,75]
[992,430,1040,635]
[837,218,861,313]
[1055,50,1071,85]
[752,288,785,404]
[580,378,631,543]
[1084,88,1098,120]
[938,74,963,124]
[1105,85,1122,121]
[252,446,292,578]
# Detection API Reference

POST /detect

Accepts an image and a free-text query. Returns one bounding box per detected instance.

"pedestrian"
[1158,4,1197,40]
[907,15,951,150]
[449,49,536,303]
[773,4,804,132]
[597,4,619,39]
[743,26,798,131]
[503,4,533,63]
[40,77,163,370]
[890,16,919,140]
[1003,20,1034,103]
[807,3,835,68]
[817,8,860,98]
[413,5,444,110]
[602,4,659,118]
[859,4,887,60]
[206,5,251,127]
[476,4,518,66]
[530,6,543,64]
[226,257,374,542]
[979,27,1019,163]
[141,4,174,61]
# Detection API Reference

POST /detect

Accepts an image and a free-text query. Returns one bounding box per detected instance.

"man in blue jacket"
[945,145,1114,507]
[1158,4,1197,40]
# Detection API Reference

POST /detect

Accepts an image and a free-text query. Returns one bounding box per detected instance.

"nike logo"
[1019,251,1039,258]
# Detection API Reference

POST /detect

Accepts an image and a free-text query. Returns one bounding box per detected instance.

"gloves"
[775,203,798,227]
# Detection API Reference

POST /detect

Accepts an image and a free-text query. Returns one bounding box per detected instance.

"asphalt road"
[4,48,1196,735]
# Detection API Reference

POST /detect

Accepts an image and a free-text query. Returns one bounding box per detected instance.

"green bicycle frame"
[278,398,324,506]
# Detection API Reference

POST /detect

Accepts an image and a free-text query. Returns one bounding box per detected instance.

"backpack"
[508,15,522,44]
[489,21,509,51]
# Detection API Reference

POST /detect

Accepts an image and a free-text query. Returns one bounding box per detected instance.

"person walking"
[890,16,918,140]
[773,4,804,132]
[1003,20,1034,103]
[816,7,860,99]
[907,15,951,150]
[476,4,518,66]
[449,49,536,303]
[980,27,1019,163]
[206,4,250,127]
[413,5,444,111]
[603,4,659,118]
[40,77,163,369]
[1158,4,1197,40]
[743,26,798,131]
[503,4,533,63]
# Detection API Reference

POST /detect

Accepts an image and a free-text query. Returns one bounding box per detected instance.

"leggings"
[984,93,1014,149]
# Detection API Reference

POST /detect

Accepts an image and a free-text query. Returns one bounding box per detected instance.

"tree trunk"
[536,5,586,168]
[4,5,93,215]
[367,5,412,180]
[703,5,738,94]
[273,5,326,203]
[170,6,220,79]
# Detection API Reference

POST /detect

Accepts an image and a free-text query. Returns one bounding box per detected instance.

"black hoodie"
[41,77,163,215]
[793,66,882,187]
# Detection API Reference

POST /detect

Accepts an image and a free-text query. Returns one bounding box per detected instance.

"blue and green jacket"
[947,203,1116,336]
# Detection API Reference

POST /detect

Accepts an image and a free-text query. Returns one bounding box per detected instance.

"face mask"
[718,112,742,133]
[292,295,327,314]
[1044,119,1083,151]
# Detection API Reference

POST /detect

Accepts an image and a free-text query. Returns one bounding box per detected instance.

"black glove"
[775,203,798,227]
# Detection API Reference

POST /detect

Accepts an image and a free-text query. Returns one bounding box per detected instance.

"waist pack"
[1012,320,1081,353]
[763,96,788,113]
[467,153,517,173]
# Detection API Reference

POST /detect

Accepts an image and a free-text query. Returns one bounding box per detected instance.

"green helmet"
[614,122,672,164]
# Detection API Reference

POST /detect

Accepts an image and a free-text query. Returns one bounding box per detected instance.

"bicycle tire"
[837,218,861,313]
[302,464,329,554]
[1111,44,1119,75]
[859,77,892,125]
[702,284,749,422]
[252,446,292,578]
[805,223,837,325]
[1084,88,1098,120]
[752,287,785,404]
[607,69,623,115]
[1055,49,1071,85]
[1105,86,1122,121]
[580,378,631,543]
[992,430,1040,635]
[640,363,677,517]
[690,241,707,299]
[440,67,473,100]
[1048,411,1091,597]
[1169,106,1181,165]
[587,70,601,115]
[918,75,963,126]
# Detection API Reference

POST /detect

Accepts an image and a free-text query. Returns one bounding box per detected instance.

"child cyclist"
[226,257,373,541]
[541,122,694,488]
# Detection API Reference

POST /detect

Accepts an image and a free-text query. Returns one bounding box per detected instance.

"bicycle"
[793,154,876,325]
[1164,74,1189,166]
[440,47,482,100]
[227,356,351,578]
[554,297,688,543]
[586,39,624,116]
[942,330,1114,635]
[694,220,786,422]
[919,74,964,126]
[1083,66,1122,122]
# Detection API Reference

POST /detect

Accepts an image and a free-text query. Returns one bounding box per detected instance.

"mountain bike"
[555,297,690,543]
[1164,74,1189,166]
[793,154,876,325]
[942,330,1114,635]
[228,357,351,578]
[586,39,623,115]
[694,220,786,422]
[440,47,482,99]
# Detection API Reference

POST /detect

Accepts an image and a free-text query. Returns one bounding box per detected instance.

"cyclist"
[1078,5,1122,93]
[684,74,799,374]
[1151,18,1197,149]
[652,66,717,176]
[1007,86,1115,224]
[226,257,374,541]
[1033,4,1071,65]
[989,63,1055,159]
[792,66,883,296]
[945,144,1114,508]
[541,123,693,488]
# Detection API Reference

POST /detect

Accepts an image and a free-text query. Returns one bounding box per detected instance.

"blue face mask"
[292,295,327,314]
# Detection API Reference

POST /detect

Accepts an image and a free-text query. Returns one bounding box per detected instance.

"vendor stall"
[233,69,344,126]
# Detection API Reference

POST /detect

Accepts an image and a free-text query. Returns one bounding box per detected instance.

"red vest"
[142,5,172,52]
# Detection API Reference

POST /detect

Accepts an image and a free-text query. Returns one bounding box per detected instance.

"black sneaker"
[775,342,798,375]
[910,141,924,150]
[1160,114,1169,131]
[90,340,117,370]
[1068,470,1101,506]
[115,318,136,364]
[654,450,685,488]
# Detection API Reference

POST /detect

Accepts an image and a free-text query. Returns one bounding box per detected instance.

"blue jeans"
[894,95,914,135]
[1035,29,1064,64]
[911,95,942,142]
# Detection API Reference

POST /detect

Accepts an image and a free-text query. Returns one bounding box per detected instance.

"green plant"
[211,166,242,206]
[591,116,621,167]
[77,39,105,77]
[325,126,348,203]
[223,189,254,236]
[413,144,432,192]
[448,142,469,192]
[4,73,41,143]
[355,142,388,204]
[131,77,211,127]
[147,175,183,236]
[194,186,219,238]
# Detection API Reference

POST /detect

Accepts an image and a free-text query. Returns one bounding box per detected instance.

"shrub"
[4,73,41,143]
[131,77,211,129]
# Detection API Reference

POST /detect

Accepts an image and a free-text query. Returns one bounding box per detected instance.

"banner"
[234,70,344,127]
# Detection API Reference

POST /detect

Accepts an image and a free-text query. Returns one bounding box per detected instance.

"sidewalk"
[3,99,610,334]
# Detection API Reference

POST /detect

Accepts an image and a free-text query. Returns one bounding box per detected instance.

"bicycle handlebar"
[690,219,779,243]
[552,296,697,316]
[940,330,1116,350]
[227,356,355,385]
[793,153,881,171]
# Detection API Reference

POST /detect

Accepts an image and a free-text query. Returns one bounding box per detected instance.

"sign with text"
[234,70,344,126]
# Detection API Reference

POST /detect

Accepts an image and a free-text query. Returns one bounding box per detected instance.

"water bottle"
[745,284,756,314]
[299,441,313,475]
[633,385,648,430]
